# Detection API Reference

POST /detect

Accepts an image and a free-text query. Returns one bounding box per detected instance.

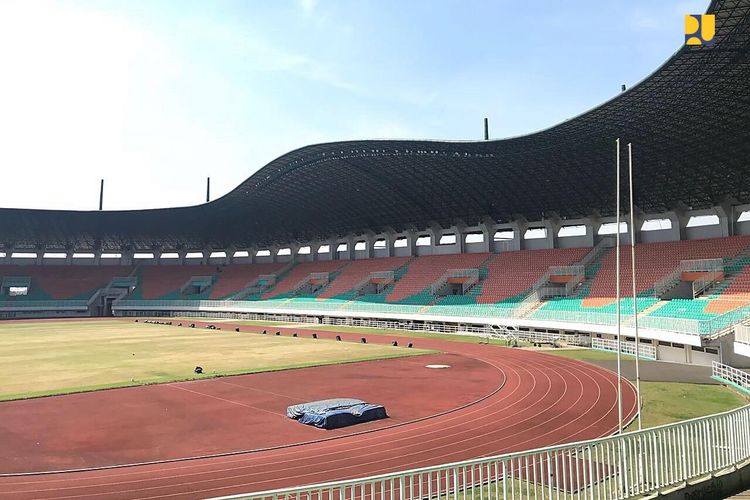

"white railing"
[736,323,750,345]
[692,271,723,298]
[0,300,89,311]
[111,298,750,337]
[430,268,480,295]
[653,268,682,296]
[681,258,724,272]
[591,337,657,360]
[578,237,614,267]
[712,360,750,393]
[532,266,585,300]
[354,271,395,295]
[212,403,750,500]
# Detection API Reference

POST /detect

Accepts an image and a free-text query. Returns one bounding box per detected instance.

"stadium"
[1,0,750,499]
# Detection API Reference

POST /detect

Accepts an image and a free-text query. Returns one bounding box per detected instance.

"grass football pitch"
[0,319,430,401]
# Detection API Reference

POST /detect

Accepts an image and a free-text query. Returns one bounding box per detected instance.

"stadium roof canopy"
[1,0,748,251]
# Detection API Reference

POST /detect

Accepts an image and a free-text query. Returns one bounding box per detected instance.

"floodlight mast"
[99,179,104,211]
[483,118,489,141]
[615,138,623,434]
[629,142,643,430]
[206,177,211,203]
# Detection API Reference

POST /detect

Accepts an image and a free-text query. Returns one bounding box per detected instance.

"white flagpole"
[628,142,642,430]
[616,138,623,434]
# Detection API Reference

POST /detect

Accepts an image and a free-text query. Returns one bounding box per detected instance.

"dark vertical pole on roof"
[483,118,489,140]
[99,179,104,211]
[621,84,626,92]
[206,177,211,203]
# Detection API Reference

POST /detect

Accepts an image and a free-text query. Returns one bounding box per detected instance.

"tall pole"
[206,177,211,203]
[483,118,489,140]
[628,142,642,430]
[99,179,104,211]
[616,138,623,434]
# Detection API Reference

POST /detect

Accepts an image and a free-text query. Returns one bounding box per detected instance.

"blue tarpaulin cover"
[297,403,388,429]
[286,398,365,420]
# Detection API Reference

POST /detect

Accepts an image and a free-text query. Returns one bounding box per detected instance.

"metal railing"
[653,268,682,296]
[735,323,750,345]
[681,258,724,272]
[532,265,585,290]
[591,337,657,360]
[212,403,750,500]
[0,300,89,311]
[578,237,614,267]
[692,271,723,298]
[111,298,750,338]
[712,360,750,393]
[430,268,480,295]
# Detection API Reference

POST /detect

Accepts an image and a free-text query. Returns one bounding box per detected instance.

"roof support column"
[508,220,526,251]
[715,205,731,238]
[545,218,561,249]
[454,222,467,254]
[122,250,134,266]
[225,246,236,265]
[382,231,395,257]
[337,236,355,260]
[202,247,212,265]
[154,246,165,265]
[478,218,495,253]
[358,233,375,259]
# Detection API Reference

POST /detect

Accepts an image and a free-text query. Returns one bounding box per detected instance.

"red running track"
[0,321,638,499]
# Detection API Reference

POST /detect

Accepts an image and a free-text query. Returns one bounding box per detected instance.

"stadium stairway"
[317,256,411,300]
[261,260,349,299]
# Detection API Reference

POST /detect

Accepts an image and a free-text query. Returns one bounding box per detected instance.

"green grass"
[631,381,749,429]
[0,319,431,401]
[543,350,749,429]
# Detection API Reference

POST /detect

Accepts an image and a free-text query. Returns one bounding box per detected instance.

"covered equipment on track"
[287,398,387,429]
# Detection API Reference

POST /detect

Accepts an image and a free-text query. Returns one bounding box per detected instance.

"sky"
[0,0,707,211]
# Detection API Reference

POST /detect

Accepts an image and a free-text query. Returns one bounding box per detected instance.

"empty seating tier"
[477,248,588,304]
[386,253,489,303]
[317,257,410,299]
[585,236,750,306]
[0,265,133,300]
[209,263,287,299]
[262,260,349,299]
[135,265,217,300]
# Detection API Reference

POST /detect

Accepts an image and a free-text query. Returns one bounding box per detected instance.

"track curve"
[0,323,638,499]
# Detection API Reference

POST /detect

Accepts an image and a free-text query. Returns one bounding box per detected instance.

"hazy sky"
[0,0,706,211]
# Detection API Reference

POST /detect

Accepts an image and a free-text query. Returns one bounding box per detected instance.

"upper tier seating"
[262,260,349,299]
[386,253,489,303]
[136,265,217,300]
[477,248,589,304]
[209,263,287,299]
[585,236,750,305]
[317,257,410,299]
[0,265,132,300]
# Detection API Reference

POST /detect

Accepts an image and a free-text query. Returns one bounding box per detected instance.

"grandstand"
[0,0,748,366]
[3,1,750,499]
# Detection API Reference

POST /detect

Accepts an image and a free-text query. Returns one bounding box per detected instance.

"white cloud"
[299,0,319,15]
